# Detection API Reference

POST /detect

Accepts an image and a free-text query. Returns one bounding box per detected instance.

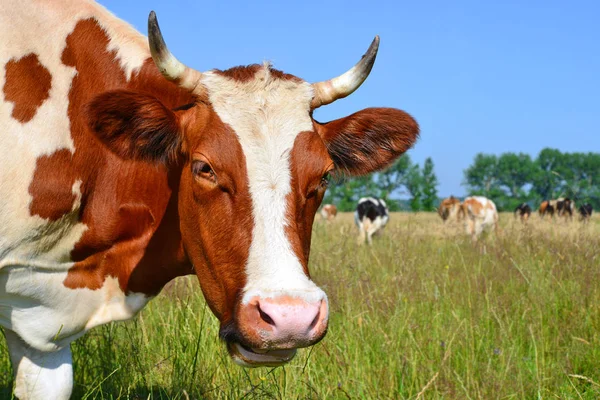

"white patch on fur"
[201,66,326,304]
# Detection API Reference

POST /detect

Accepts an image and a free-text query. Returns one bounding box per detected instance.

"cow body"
[354,197,389,245]
[320,204,338,221]
[557,198,575,220]
[514,203,531,222]
[1,1,419,398]
[462,196,498,241]
[579,203,593,222]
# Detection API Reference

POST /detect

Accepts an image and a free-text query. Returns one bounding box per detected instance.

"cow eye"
[192,160,216,182]
[320,172,330,188]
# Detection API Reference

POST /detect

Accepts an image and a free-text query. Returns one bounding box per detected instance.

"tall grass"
[1,213,599,399]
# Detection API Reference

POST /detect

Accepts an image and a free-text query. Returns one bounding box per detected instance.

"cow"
[557,198,575,220]
[438,196,464,223]
[0,1,419,398]
[354,197,390,245]
[320,204,338,222]
[514,202,531,222]
[461,196,498,241]
[579,203,593,222]
[539,200,555,218]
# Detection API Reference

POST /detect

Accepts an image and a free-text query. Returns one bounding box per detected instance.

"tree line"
[323,148,600,212]
[323,155,438,212]
[464,148,600,211]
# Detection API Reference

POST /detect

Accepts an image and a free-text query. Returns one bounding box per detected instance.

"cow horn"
[148,11,203,92]
[311,36,380,109]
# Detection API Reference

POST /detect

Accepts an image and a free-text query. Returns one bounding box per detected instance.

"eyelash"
[192,160,215,181]
[320,172,330,188]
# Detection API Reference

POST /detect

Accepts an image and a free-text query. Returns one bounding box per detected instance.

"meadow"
[1,212,599,399]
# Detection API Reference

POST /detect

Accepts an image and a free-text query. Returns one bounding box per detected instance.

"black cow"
[514,203,532,222]
[354,197,390,245]
[579,203,593,222]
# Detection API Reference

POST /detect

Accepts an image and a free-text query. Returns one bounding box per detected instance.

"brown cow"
[438,196,464,223]
[0,1,419,398]
[539,200,555,218]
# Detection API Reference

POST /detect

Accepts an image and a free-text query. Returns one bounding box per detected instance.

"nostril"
[257,303,276,326]
[309,309,320,331]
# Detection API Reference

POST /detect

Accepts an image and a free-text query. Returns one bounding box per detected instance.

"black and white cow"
[354,197,390,245]
[579,203,593,222]
[557,198,575,220]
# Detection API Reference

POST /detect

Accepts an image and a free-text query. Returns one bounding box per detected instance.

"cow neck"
[53,18,194,295]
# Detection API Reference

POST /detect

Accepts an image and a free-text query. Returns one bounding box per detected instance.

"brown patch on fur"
[462,198,483,217]
[214,64,302,83]
[285,131,333,273]
[29,149,77,221]
[3,53,52,123]
[316,107,419,176]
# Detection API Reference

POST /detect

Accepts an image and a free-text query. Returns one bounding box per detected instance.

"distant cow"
[514,203,532,222]
[539,200,555,218]
[579,203,593,222]
[557,198,575,220]
[320,204,338,221]
[438,196,464,222]
[355,197,390,245]
[462,196,498,241]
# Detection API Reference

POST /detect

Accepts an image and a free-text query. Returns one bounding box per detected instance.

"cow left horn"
[310,36,379,109]
[148,11,203,92]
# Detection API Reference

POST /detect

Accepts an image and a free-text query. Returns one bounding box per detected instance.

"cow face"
[86,13,419,367]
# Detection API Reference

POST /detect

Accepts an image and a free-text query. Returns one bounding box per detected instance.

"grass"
[1,212,600,399]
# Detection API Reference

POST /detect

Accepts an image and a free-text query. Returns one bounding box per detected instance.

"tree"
[532,148,564,201]
[421,157,439,211]
[375,154,412,201]
[464,153,499,197]
[405,164,423,212]
[323,175,377,211]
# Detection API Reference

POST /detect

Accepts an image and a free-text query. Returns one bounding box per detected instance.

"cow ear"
[87,90,182,164]
[315,107,419,176]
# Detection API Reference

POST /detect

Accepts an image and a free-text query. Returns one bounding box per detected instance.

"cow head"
[438,196,462,222]
[87,12,419,367]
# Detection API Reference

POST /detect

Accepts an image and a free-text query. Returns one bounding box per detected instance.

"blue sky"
[100,0,599,197]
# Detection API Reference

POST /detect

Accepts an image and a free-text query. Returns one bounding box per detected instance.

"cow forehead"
[201,65,314,147]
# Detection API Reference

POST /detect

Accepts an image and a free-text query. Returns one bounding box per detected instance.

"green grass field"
[2,212,600,399]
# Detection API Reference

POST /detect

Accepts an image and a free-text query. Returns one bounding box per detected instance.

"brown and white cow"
[0,1,419,398]
[462,196,498,241]
[320,204,338,221]
[438,196,464,223]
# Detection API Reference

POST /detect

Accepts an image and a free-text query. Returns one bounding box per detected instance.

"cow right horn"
[148,11,203,93]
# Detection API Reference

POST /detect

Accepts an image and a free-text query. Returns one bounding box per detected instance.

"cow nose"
[238,295,328,348]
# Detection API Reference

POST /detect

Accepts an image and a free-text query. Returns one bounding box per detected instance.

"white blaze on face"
[202,66,325,304]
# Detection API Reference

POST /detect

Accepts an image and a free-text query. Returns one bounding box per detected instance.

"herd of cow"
[323,195,594,244]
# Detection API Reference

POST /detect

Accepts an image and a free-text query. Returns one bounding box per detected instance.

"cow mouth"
[227,342,297,367]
